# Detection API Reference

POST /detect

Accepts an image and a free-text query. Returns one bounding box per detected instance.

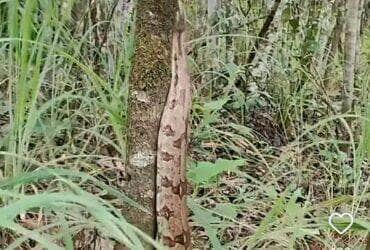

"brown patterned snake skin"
[156,15,192,250]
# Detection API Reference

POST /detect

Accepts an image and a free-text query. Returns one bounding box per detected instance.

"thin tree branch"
[247,0,281,64]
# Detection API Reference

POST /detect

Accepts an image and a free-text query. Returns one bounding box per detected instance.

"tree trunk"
[355,0,365,67]
[364,0,370,29]
[324,0,345,88]
[247,0,281,65]
[122,0,178,245]
[208,0,220,22]
[342,0,360,113]
[204,0,220,91]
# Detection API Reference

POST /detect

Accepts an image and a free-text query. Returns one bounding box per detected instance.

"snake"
[156,15,192,250]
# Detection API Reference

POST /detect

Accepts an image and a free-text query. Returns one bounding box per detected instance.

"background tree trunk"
[205,0,220,91]
[121,0,178,244]
[324,0,344,88]
[342,0,360,113]
[208,0,220,21]
[355,0,365,67]
[247,0,281,65]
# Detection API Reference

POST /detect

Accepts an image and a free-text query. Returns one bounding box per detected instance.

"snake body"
[156,17,192,250]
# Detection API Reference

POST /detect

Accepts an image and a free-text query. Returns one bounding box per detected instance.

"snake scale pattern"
[156,16,192,250]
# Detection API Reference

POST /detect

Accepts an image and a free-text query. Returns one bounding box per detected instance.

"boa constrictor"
[156,16,192,250]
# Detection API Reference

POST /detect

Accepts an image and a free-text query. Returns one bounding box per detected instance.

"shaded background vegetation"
[186,0,370,249]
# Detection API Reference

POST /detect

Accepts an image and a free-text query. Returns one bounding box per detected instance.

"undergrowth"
[0,1,150,248]
[186,1,370,249]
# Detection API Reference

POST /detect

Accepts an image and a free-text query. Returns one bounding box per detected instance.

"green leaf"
[247,193,287,247]
[224,62,243,84]
[353,219,370,231]
[188,158,245,185]
[204,97,229,112]
[265,185,278,199]
[213,203,238,219]
[229,123,252,137]
[286,189,304,223]
[188,199,222,249]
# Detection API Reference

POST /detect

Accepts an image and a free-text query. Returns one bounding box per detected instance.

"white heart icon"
[328,212,354,235]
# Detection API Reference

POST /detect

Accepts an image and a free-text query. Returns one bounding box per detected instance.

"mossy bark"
[122,0,178,242]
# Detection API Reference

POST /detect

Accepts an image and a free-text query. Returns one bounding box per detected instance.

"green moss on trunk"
[122,0,178,242]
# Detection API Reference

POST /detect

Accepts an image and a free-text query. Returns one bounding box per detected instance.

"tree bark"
[122,0,178,244]
[342,0,360,113]
[355,0,365,67]
[364,0,370,29]
[247,0,281,64]
[324,0,345,87]
[208,0,220,22]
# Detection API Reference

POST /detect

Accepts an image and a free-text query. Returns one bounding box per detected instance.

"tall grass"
[0,0,150,248]
[0,167,161,249]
